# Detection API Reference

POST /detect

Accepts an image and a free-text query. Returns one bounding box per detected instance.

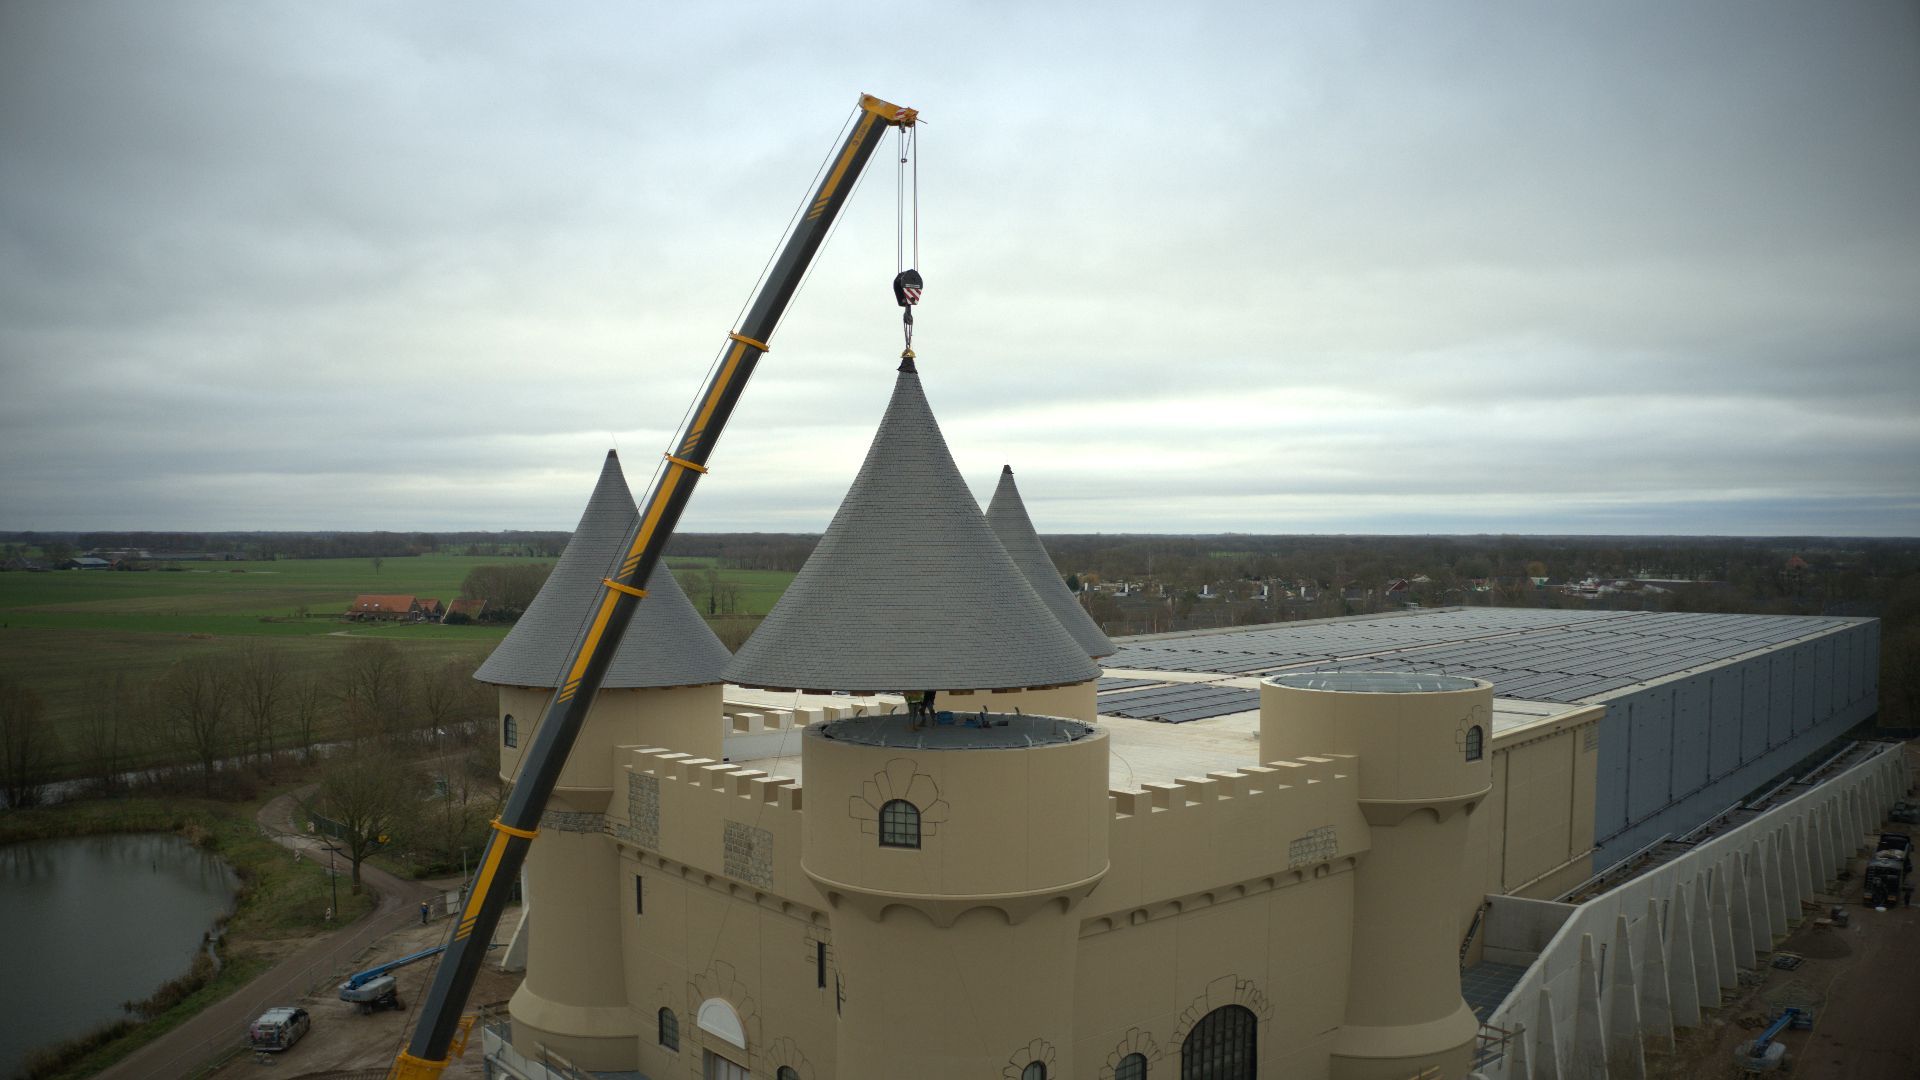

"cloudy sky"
[3,1,1916,536]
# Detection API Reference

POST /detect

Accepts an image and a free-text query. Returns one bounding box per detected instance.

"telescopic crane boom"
[389,93,919,1080]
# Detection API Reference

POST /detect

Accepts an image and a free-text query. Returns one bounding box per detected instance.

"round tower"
[1260,672,1493,1080]
[802,712,1109,1078]
[478,450,731,1071]
[728,358,1108,1077]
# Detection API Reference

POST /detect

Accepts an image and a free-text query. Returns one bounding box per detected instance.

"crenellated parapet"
[1088,754,1370,925]
[607,745,813,906]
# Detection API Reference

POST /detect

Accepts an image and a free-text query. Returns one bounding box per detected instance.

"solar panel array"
[1105,610,1857,705]
[1097,683,1260,723]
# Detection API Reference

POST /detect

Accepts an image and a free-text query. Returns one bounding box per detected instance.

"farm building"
[345,593,437,621]
[475,364,1903,1080]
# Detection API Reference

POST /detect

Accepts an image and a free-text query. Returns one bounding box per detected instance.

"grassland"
[0,553,793,772]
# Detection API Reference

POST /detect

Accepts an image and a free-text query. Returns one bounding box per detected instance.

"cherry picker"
[388,92,919,1080]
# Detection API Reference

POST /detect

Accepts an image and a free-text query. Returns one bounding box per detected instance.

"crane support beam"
[390,93,914,1080]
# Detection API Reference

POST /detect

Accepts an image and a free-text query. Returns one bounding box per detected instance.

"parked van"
[248,1006,311,1051]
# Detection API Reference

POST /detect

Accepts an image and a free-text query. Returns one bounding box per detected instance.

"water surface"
[0,833,239,1077]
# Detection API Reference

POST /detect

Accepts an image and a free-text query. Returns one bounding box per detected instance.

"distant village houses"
[344,594,441,621]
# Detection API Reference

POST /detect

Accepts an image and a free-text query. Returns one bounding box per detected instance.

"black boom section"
[395,94,914,1078]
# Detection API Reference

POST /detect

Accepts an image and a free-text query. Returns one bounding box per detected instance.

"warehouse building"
[477,362,1894,1080]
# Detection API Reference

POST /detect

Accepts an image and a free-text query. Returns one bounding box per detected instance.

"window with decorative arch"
[1022,1064,1047,1080]
[1181,1003,1256,1079]
[1115,1052,1149,1080]
[776,1068,800,1080]
[879,799,920,848]
[657,1007,679,1051]
[503,714,518,748]
[1464,724,1484,762]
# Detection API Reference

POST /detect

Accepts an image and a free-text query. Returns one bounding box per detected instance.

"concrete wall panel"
[1708,669,1742,780]
[1815,637,1834,724]
[1793,644,1816,735]
[1740,663,1769,764]
[1594,703,1631,844]
[1768,652,1793,748]
[1627,694,1673,825]
[1671,675,1710,798]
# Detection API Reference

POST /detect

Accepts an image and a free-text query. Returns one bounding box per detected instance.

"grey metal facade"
[1104,609,1881,865]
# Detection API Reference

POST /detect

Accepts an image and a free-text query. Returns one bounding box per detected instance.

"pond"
[0,832,239,1077]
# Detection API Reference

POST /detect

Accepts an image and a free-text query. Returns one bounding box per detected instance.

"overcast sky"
[3,1,1916,536]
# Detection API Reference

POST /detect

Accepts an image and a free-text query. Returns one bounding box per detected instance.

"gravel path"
[94,787,439,1080]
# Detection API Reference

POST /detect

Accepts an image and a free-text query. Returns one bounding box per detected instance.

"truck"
[1863,832,1912,907]
[386,93,919,1080]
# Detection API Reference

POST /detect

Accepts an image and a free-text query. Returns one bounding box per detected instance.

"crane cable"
[892,123,923,356]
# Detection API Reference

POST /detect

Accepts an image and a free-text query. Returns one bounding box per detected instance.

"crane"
[389,93,919,1080]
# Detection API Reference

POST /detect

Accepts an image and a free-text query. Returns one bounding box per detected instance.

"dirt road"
[94,789,441,1080]
[1652,817,1920,1080]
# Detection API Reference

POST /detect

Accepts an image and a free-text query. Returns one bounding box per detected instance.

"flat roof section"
[1103,608,1865,705]
[812,713,1098,750]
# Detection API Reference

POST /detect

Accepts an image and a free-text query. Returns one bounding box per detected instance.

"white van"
[248,1006,311,1051]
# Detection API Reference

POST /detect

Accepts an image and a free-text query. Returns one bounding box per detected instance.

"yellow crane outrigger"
[389,93,918,1080]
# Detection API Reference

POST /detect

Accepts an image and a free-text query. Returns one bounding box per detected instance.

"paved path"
[96,788,438,1080]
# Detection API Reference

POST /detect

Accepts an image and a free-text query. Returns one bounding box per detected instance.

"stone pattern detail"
[621,771,661,849]
[1286,825,1338,868]
[723,820,775,889]
[540,810,606,834]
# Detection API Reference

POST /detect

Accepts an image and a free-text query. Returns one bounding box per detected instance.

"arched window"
[1181,1004,1256,1079]
[776,1069,800,1080]
[657,1007,679,1051]
[503,714,518,748]
[1464,724,1484,762]
[1116,1052,1149,1080]
[879,799,920,848]
[1022,1064,1047,1080]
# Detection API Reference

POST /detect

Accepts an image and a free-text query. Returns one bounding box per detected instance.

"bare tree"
[159,654,235,793]
[287,675,327,763]
[318,746,415,892]
[235,642,286,774]
[337,640,409,742]
[76,672,138,794]
[415,658,490,747]
[0,676,59,808]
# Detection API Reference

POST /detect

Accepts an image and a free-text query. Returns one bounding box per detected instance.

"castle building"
[478,362,1897,1080]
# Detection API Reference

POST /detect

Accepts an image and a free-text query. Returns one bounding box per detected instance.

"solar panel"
[1097,683,1259,723]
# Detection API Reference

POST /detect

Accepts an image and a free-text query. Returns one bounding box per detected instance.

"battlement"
[608,745,813,903]
[1090,753,1371,920]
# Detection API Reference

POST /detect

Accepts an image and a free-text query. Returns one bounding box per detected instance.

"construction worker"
[904,690,926,730]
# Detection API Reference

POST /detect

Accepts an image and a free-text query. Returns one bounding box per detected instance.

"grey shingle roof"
[986,465,1115,659]
[724,362,1102,694]
[474,451,732,690]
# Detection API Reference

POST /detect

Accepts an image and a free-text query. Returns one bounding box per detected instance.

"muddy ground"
[210,902,523,1080]
[1650,819,1919,1080]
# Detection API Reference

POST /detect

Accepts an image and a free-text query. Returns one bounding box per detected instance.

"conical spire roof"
[475,451,732,690]
[724,361,1101,693]
[986,465,1114,659]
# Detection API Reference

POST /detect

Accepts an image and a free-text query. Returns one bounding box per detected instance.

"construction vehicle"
[1889,799,1918,824]
[1864,832,1912,907]
[1733,1006,1806,1073]
[339,944,447,1013]
[386,92,919,1080]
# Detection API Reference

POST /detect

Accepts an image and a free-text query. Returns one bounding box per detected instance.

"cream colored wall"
[621,850,836,1080]
[495,683,723,788]
[501,684,724,1071]
[1260,677,1492,1080]
[801,724,1109,1079]
[1460,707,1605,940]
[938,678,1097,722]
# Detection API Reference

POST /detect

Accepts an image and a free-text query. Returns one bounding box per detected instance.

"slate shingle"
[474,451,732,689]
[986,465,1115,659]
[724,362,1101,693]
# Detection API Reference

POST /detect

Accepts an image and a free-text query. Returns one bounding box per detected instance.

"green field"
[0,554,794,773]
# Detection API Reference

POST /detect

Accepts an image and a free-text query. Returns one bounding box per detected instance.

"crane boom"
[390,93,918,1080]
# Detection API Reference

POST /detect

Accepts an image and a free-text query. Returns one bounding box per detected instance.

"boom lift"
[388,93,919,1080]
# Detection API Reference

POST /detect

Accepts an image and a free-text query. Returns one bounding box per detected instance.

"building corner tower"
[728,358,1107,1078]
[476,450,731,1071]
[1261,672,1494,1080]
